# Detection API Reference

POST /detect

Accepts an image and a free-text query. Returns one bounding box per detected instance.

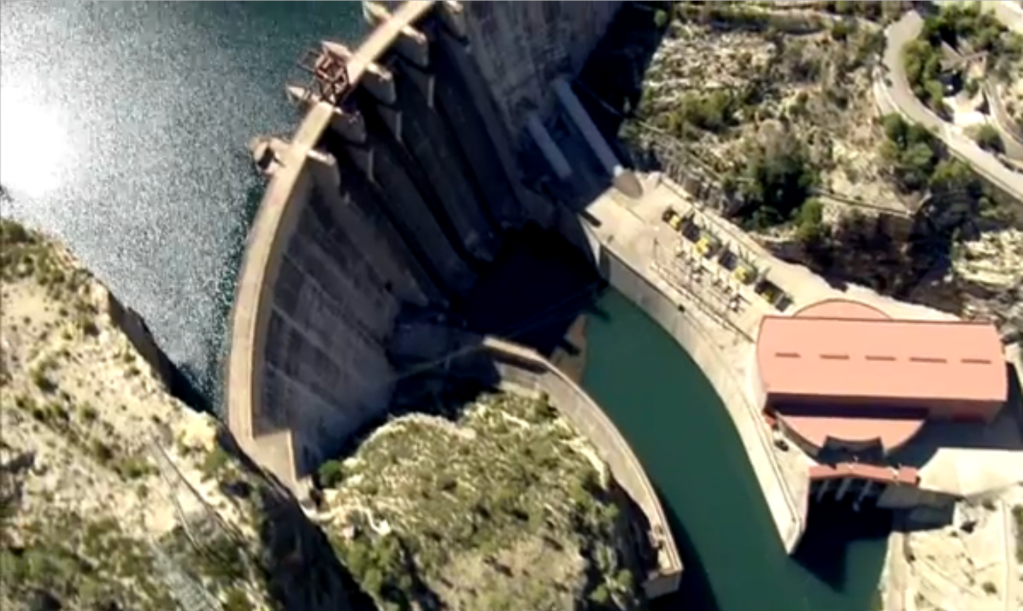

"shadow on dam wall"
[574,1,672,145]
[460,222,603,356]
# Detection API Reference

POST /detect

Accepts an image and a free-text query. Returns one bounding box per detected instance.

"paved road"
[992,0,1023,33]
[880,10,1023,198]
[983,2,1023,160]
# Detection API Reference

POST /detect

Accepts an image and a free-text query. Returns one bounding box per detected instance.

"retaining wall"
[595,241,807,553]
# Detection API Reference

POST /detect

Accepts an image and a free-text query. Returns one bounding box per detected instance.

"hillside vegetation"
[625,0,906,231]
[905,1,1023,116]
[0,219,351,611]
[316,391,642,611]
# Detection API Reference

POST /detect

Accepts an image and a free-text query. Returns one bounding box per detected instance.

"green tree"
[930,159,980,196]
[882,114,909,148]
[654,9,669,29]
[897,141,938,191]
[317,460,346,488]
[738,135,818,228]
[794,199,827,244]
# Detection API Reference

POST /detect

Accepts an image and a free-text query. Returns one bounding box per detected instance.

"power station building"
[752,298,1007,458]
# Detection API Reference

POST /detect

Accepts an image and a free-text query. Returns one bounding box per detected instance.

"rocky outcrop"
[313,391,643,611]
[0,219,354,611]
[954,228,1023,343]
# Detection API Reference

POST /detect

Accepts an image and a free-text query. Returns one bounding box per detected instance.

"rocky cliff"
[0,218,644,611]
[0,219,353,611]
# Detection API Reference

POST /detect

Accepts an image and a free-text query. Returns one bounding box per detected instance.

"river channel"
[584,289,890,611]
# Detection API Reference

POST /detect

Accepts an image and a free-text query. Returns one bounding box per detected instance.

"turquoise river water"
[584,291,890,611]
[0,3,889,609]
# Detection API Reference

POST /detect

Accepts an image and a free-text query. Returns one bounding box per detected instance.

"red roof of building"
[778,412,926,450]
[757,306,1006,407]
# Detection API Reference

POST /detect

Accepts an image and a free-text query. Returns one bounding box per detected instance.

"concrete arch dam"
[226,0,682,598]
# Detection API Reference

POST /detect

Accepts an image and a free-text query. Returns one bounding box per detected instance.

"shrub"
[32,369,58,394]
[879,114,949,192]
[795,199,827,244]
[653,9,669,29]
[981,581,997,595]
[930,159,981,196]
[678,90,738,134]
[736,134,818,228]
[202,445,230,479]
[224,588,254,611]
[117,456,152,481]
[317,460,346,489]
[831,20,853,42]
[588,584,611,606]
[974,124,1004,154]
[91,440,115,464]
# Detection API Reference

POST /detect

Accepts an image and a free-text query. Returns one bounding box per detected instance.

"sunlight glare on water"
[0,84,74,199]
[0,2,366,400]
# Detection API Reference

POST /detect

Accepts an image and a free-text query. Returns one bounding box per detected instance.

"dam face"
[229,0,620,485]
[228,0,684,594]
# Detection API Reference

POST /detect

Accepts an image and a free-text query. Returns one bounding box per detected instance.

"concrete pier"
[389,58,501,262]
[553,78,622,177]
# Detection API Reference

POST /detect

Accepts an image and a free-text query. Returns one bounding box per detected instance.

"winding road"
[878,8,1023,198]
[878,5,1022,610]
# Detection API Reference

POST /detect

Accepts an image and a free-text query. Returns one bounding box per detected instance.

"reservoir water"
[0,1,366,399]
[1,4,888,609]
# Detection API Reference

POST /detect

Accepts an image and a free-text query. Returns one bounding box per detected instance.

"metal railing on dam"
[448,336,684,599]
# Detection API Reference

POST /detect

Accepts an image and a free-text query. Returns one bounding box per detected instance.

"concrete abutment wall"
[445,336,683,599]
[596,241,808,553]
